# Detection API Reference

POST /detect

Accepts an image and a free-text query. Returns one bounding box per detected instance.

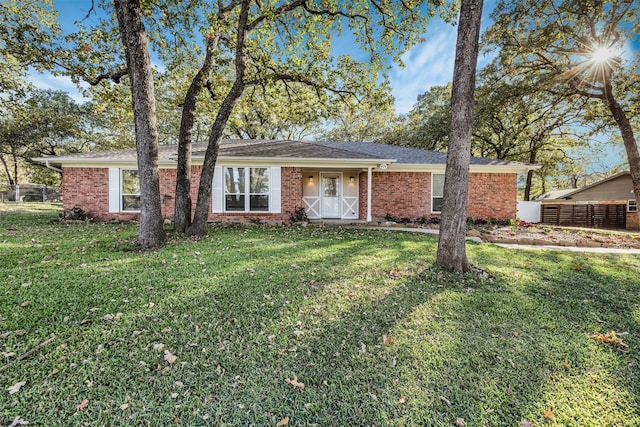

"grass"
[1,203,639,426]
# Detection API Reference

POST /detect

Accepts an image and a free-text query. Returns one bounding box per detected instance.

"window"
[121,169,141,211]
[432,173,445,213]
[629,199,637,212]
[224,167,270,212]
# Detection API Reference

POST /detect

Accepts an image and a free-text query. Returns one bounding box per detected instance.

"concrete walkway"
[355,226,640,255]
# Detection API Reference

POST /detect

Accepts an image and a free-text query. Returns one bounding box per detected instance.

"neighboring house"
[532,189,576,201]
[539,171,638,230]
[34,139,535,223]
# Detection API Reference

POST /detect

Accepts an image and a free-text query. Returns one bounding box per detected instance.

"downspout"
[367,166,372,222]
[44,160,62,173]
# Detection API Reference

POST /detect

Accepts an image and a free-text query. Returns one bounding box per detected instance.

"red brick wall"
[62,166,303,222]
[627,211,639,230]
[467,173,517,219]
[358,171,517,221]
[63,168,112,220]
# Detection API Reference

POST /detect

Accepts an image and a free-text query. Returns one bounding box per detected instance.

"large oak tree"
[436,0,484,274]
[485,0,640,213]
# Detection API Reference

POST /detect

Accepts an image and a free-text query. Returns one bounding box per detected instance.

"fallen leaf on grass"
[276,416,289,426]
[164,350,177,364]
[8,381,26,395]
[382,335,394,345]
[543,409,555,421]
[520,421,533,427]
[77,398,89,411]
[439,396,451,406]
[153,343,165,351]
[593,331,628,349]
[120,403,129,410]
[571,264,583,271]
[455,418,465,426]
[285,376,305,390]
[8,416,29,427]
[2,351,16,358]
[399,396,407,404]
[20,301,31,307]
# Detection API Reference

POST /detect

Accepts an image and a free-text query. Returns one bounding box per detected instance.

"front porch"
[302,168,373,221]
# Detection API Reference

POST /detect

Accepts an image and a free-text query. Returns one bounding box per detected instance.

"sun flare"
[590,45,618,64]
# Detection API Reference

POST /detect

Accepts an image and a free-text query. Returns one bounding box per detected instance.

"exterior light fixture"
[349,176,355,183]
[309,175,314,183]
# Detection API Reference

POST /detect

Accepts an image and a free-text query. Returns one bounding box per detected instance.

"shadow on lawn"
[2,224,639,426]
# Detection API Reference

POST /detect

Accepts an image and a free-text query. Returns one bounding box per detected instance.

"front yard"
[1,204,639,426]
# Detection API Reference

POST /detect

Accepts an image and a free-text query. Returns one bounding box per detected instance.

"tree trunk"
[174,35,219,234]
[0,154,15,186]
[603,79,640,220]
[524,151,536,201]
[436,0,484,274]
[114,0,166,247]
[12,153,18,187]
[185,0,251,237]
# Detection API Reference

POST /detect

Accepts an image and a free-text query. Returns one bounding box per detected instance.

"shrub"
[474,218,488,226]
[384,213,398,222]
[428,217,440,225]
[518,220,532,228]
[289,207,308,223]
[416,215,428,224]
[61,206,91,221]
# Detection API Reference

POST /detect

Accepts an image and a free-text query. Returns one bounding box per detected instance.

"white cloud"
[390,21,457,114]
[28,70,88,104]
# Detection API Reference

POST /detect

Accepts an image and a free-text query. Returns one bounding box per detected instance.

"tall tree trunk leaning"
[114,0,166,247]
[185,0,251,237]
[0,154,15,186]
[436,0,484,273]
[602,78,640,221]
[174,35,219,234]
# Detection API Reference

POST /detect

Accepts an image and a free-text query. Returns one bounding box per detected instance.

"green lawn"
[1,203,639,426]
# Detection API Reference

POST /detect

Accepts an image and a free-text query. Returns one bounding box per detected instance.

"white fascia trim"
[35,160,178,169]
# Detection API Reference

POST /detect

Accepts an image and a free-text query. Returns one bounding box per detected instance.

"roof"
[557,171,631,199]
[532,189,577,201]
[33,139,536,172]
[312,140,524,167]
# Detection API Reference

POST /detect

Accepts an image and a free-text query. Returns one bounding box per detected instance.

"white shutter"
[108,168,120,212]
[212,166,223,213]
[270,166,281,213]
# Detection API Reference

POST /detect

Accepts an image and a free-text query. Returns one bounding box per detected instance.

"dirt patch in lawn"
[477,226,640,249]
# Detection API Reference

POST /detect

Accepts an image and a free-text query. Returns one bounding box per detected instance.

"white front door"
[321,173,341,218]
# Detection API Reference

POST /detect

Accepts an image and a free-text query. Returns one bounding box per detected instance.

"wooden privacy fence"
[541,203,626,229]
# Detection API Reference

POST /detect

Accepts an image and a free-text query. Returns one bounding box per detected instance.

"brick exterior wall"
[626,211,639,230]
[63,167,112,220]
[467,173,517,220]
[358,171,517,221]
[63,166,303,222]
